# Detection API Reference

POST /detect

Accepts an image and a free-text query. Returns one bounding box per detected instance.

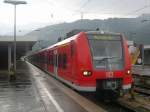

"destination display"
[88,34,121,40]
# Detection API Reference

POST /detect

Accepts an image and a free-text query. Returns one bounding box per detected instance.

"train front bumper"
[122,84,131,90]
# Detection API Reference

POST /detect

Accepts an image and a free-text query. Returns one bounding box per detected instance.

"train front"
[86,32,133,97]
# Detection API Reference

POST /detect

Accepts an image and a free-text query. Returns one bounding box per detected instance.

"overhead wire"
[45,0,150,20]
[77,0,91,12]
[72,0,92,14]
[125,4,150,16]
[77,4,150,18]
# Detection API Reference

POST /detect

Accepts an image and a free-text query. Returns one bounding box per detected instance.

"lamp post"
[4,0,27,74]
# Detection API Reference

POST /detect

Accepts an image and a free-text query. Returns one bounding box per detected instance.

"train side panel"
[122,38,133,89]
[56,37,79,84]
[75,32,95,87]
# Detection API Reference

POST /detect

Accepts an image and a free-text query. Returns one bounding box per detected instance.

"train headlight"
[126,70,131,75]
[83,71,92,76]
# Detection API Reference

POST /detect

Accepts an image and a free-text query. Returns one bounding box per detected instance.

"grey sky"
[0,0,150,35]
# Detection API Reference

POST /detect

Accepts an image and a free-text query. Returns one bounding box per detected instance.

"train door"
[54,50,58,77]
[70,41,76,81]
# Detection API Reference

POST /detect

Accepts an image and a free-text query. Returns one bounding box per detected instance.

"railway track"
[79,92,134,112]
[78,85,150,112]
[133,73,150,95]
[134,87,150,95]
[117,93,150,112]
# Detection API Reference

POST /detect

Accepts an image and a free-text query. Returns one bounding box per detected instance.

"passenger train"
[27,31,133,98]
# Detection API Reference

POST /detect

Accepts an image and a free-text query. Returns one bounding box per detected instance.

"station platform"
[0,61,105,112]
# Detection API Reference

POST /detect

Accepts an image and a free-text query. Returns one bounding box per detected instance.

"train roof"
[46,33,80,49]
[28,31,123,56]
[86,31,121,36]
[50,31,122,49]
[29,32,81,55]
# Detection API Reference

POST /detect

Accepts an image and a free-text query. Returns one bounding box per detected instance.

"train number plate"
[106,72,114,78]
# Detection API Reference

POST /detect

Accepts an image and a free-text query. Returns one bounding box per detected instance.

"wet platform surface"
[0,61,104,112]
[0,62,46,112]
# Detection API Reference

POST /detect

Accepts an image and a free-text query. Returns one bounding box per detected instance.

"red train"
[27,31,133,97]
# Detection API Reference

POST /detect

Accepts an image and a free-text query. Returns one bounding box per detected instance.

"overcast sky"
[0,0,150,35]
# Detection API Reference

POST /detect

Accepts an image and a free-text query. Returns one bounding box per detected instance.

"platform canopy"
[0,36,37,70]
[0,36,37,42]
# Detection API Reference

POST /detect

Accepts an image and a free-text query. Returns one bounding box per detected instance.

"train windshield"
[88,34,124,70]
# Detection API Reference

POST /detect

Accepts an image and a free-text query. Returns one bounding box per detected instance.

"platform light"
[4,0,27,5]
[4,0,27,74]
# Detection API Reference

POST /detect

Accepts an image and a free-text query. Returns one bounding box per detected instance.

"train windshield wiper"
[93,56,118,61]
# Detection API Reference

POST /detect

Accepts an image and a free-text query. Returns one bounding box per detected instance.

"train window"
[43,54,44,63]
[63,54,67,69]
[37,54,39,63]
[43,54,45,63]
[50,55,53,65]
[58,54,60,67]
[42,56,43,63]
[41,54,43,63]
[71,41,74,57]
[39,54,42,63]
[47,54,50,64]
[44,53,47,64]
[49,55,51,65]
[58,54,62,68]
[52,55,54,65]
[88,34,124,70]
